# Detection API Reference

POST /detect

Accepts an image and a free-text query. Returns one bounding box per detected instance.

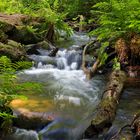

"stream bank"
[0,13,140,140]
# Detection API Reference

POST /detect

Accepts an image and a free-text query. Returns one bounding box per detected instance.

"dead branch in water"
[82,41,100,79]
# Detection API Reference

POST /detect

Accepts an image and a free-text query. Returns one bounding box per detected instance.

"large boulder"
[10,99,56,130]
[25,41,58,56]
[0,40,27,61]
[13,108,53,130]
[24,41,51,55]
[8,26,42,45]
[0,13,43,44]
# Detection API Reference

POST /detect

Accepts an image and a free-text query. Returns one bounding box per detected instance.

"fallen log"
[83,70,126,138]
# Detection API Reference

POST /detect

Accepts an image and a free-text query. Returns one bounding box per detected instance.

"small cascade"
[57,57,68,70]
[27,32,91,70]
[29,48,82,70]
[56,49,82,70]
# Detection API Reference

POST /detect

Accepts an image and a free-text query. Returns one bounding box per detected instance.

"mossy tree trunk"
[45,24,55,43]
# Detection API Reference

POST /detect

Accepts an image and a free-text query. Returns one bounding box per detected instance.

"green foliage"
[13,61,33,70]
[0,56,42,129]
[0,112,14,134]
[0,0,98,39]
[90,0,140,41]
[98,41,109,66]
[0,56,41,104]
[88,0,140,67]
[0,0,73,40]
[0,56,32,71]
[0,56,13,73]
[113,57,120,70]
[56,0,95,18]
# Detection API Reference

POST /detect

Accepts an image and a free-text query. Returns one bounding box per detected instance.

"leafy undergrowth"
[0,56,42,134]
[0,0,73,42]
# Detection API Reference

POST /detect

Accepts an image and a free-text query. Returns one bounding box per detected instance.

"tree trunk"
[45,24,55,43]
[83,70,126,138]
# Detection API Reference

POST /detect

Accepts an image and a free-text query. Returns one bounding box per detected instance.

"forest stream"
[4,33,140,140]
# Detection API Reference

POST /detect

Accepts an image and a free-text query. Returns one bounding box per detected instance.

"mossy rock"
[13,108,52,130]
[0,14,43,45]
[0,30,8,43]
[0,21,13,43]
[8,26,42,45]
[0,40,27,61]
[25,41,52,55]
[0,21,14,33]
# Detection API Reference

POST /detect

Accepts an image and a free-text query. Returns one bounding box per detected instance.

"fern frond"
[0,56,14,73]
[12,61,32,70]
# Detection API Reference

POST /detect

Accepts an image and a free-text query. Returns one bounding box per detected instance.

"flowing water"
[6,32,140,140]
[6,32,105,140]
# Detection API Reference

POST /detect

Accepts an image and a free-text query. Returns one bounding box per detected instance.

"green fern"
[98,41,109,66]
[12,61,32,70]
[0,0,73,40]
[0,56,32,72]
[88,0,140,67]
[90,0,140,41]
[113,57,120,70]
[0,56,42,130]
[0,56,13,73]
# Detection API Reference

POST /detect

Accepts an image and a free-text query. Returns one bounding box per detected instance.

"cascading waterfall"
[29,48,82,70]
[5,33,105,140]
